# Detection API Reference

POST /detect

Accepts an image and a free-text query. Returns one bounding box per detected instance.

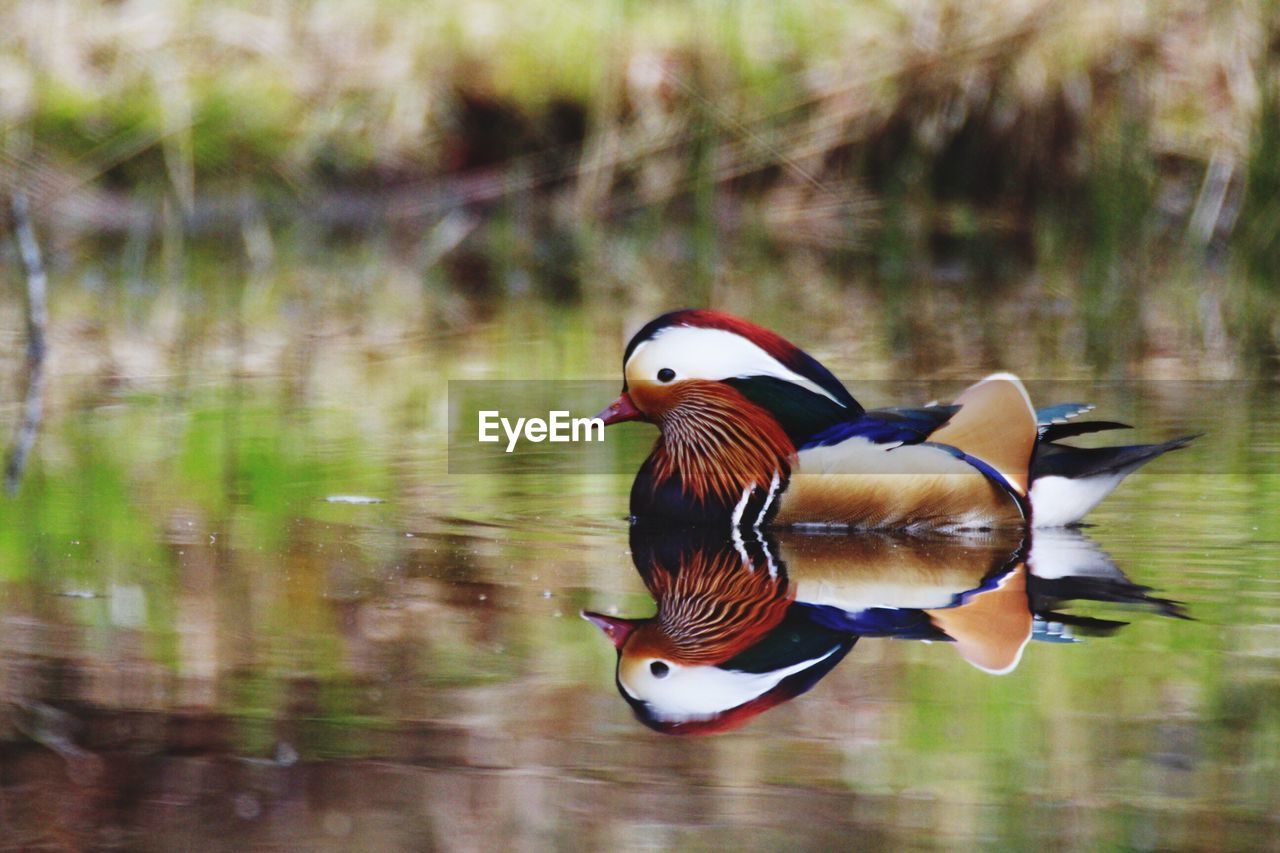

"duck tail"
[928,373,1038,498]
[1029,434,1199,527]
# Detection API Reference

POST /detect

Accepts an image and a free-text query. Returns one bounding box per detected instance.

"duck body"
[598,309,1194,531]
[583,526,1186,734]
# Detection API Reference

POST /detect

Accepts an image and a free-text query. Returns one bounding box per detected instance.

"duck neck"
[646,386,795,522]
[639,542,793,664]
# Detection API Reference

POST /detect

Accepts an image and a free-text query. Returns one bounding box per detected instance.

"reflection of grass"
[0,381,569,715]
[1235,64,1280,369]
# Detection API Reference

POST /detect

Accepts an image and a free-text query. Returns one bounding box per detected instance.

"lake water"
[1,267,1278,850]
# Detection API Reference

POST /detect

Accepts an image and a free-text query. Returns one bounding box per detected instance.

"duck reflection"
[584,527,1185,735]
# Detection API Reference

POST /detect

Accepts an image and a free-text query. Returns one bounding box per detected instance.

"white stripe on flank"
[731,526,751,570]
[730,485,754,567]
[755,472,781,531]
[730,485,754,528]
[761,535,779,579]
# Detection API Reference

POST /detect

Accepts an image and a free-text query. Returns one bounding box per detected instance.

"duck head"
[596,310,864,524]
[581,528,855,735]
[598,309,861,435]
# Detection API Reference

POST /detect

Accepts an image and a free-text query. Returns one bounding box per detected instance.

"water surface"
[1,286,1278,850]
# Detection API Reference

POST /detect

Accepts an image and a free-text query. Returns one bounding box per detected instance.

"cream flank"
[478,410,604,453]
[778,373,1037,529]
[781,438,1021,529]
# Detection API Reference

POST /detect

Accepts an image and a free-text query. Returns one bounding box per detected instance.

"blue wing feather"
[800,405,958,450]
[807,401,1129,447]
[1036,403,1095,433]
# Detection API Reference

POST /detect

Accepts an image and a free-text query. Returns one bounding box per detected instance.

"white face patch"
[625,326,846,406]
[619,649,839,721]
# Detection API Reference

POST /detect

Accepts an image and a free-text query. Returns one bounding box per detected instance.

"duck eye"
[649,661,670,678]
[657,368,675,383]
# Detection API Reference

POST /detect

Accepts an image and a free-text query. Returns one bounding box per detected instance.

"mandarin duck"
[595,310,1195,530]
[584,527,1186,735]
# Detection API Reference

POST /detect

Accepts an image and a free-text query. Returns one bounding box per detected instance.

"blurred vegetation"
[0,0,1278,375]
[2,6,1279,845]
